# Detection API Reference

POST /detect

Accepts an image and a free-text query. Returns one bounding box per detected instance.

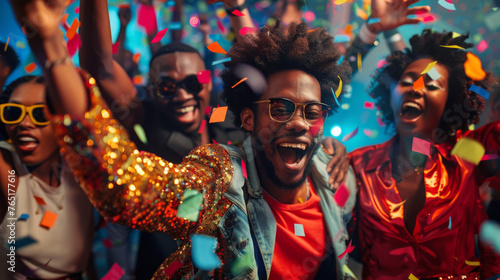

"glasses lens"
[158,79,177,98]
[32,107,48,124]
[270,99,295,122]
[182,75,203,95]
[304,104,327,121]
[3,105,23,123]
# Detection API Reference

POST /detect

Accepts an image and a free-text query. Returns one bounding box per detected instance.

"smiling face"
[390,58,449,139]
[149,52,211,133]
[4,82,58,166]
[245,70,323,189]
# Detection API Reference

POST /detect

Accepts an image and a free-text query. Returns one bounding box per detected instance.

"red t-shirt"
[263,178,327,280]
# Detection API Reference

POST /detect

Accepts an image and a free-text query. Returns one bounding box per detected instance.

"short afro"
[0,42,20,74]
[221,21,351,126]
[368,29,495,136]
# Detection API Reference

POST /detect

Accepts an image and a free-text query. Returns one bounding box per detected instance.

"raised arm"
[215,0,255,42]
[79,0,143,128]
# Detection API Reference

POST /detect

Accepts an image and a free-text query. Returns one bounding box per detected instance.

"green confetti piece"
[177,189,203,222]
[231,249,255,276]
[133,124,148,144]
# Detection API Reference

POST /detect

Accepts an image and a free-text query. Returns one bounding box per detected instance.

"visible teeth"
[177,106,195,114]
[403,102,421,110]
[279,143,307,150]
[18,136,37,142]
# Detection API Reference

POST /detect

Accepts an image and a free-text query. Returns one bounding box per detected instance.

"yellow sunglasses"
[0,103,50,126]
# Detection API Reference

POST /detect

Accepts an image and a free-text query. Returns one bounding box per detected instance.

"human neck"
[28,153,62,187]
[258,170,309,204]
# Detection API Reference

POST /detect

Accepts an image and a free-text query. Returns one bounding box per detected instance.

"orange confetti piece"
[66,18,80,40]
[40,211,58,229]
[133,53,141,64]
[62,14,69,25]
[413,76,425,91]
[308,28,319,33]
[34,196,46,205]
[345,24,353,35]
[357,52,362,72]
[209,106,228,123]
[133,76,143,85]
[25,62,37,74]
[4,38,9,52]
[207,41,228,54]
[464,52,486,81]
[231,77,248,88]
[356,8,368,20]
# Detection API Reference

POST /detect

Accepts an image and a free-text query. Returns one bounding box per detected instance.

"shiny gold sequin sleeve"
[52,73,233,241]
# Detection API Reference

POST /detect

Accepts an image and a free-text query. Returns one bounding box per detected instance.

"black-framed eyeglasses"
[253,97,331,126]
[155,75,203,99]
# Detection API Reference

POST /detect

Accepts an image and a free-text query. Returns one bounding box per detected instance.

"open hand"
[118,6,132,27]
[368,0,430,33]
[9,0,67,39]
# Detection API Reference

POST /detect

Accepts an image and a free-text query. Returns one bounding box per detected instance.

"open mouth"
[400,102,423,121]
[17,136,39,152]
[174,105,196,115]
[277,143,308,165]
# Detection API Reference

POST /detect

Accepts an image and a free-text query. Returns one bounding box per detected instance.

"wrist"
[225,1,247,15]
[359,23,379,45]
[224,0,246,9]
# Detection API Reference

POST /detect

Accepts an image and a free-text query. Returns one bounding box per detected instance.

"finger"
[406,6,431,15]
[335,160,349,185]
[329,167,340,186]
[327,155,340,173]
[322,143,335,155]
[406,0,423,6]
[404,17,424,25]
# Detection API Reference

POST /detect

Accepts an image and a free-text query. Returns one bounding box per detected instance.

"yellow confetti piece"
[335,76,343,98]
[4,38,9,51]
[452,32,461,39]
[465,260,480,266]
[440,45,465,49]
[357,52,362,72]
[451,137,485,165]
[420,61,437,75]
[335,0,348,4]
[342,264,357,279]
[408,274,419,280]
[356,8,368,20]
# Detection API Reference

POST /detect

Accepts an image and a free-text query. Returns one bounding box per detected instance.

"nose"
[285,106,309,132]
[18,113,35,129]
[409,87,424,98]
[173,87,194,102]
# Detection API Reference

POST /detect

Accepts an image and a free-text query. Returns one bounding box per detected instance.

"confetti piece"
[74,7,80,13]
[230,249,254,276]
[34,196,46,205]
[481,154,499,161]
[469,85,490,100]
[420,61,438,75]
[216,20,226,34]
[409,274,419,280]
[477,40,488,53]
[308,28,319,33]
[412,137,431,157]
[345,25,353,35]
[413,76,425,91]
[363,101,375,110]
[112,41,120,54]
[25,62,37,74]
[356,8,368,20]
[133,75,143,85]
[377,117,386,127]
[191,234,222,271]
[133,124,148,144]
[137,4,158,35]
[440,45,465,49]
[452,32,461,38]
[209,106,228,123]
[16,236,37,249]
[342,127,359,142]
[239,27,259,37]
[164,260,183,277]
[334,0,348,4]
[232,77,248,88]
[169,22,182,30]
[198,119,206,134]
[232,9,245,16]
[4,38,9,51]
[294,224,305,237]
[333,35,350,43]
[66,18,80,40]
[465,260,480,266]
[102,263,125,280]
[333,76,343,98]
[207,41,228,54]
[212,57,231,66]
[357,53,362,72]
[151,28,168,43]
[67,33,81,57]
[438,0,456,11]
[103,238,113,248]
[363,129,373,137]
[331,88,341,108]
[241,160,247,179]
[40,211,58,229]
[177,189,203,222]
[367,18,381,25]
[133,53,141,64]
[342,264,357,279]
[448,216,452,230]
[18,213,29,221]
[337,240,355,259]
[480,221,500,254]
[451,137,485,165]
[464,52,486,81]
[337,55,344,66]
[197,70,211,84]
[189,16,200,28]
[333,183,350,207]
[426,67,441,80]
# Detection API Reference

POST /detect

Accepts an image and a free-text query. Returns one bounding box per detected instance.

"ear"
[240,107,254,132]
[1,67,10,78]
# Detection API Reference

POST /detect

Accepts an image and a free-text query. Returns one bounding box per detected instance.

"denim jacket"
[219,137,357,279]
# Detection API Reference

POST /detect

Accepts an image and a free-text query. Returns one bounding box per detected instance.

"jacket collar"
[242,136,264,198]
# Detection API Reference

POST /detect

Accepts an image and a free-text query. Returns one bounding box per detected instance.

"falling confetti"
[232,77,248,88]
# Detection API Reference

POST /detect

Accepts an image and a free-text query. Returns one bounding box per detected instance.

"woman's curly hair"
[368,29,495,137]
[221,20,351,126]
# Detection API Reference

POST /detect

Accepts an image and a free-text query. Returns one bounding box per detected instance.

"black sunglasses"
[155,75,203,99]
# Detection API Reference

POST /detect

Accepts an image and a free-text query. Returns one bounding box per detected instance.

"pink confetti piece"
[342,127,359,142]
[137,4,158,35]
[216,20,226,34]
[198,119,206,134]
[363,129,373,137]
[412,137,431,157]
[74,7,80,13]
[364,101,375,110]
[197,70,211,84]
[376,117,386,127]
[164,260,183,277]
[232,9,245,16]
[481,154,499,161]
[239,27,259,37]
[477,40,488,53]
[205,105,212,117]
[151,28,168,43]
[333,183,350,207]
[241,160,247,179]
[337,240,355,259]
[112,41,120,54]
[101,263,125,280]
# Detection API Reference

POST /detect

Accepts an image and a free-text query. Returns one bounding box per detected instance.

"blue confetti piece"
[367,18,381,25]
[18,213,29,221]
[469,85,490,100]
[209,34,222,41]
[166,0,175,7]
[480,221,500,254]
[334,35,350,43]
[337,55,344,66]
[16,236,37,249]
[487,273,500,280]
[331,88,341,108]
[438,0,456,10]
[448,216,452,230]
[169,22,182,30]
[212,57,231,66]
[191,234,222,271]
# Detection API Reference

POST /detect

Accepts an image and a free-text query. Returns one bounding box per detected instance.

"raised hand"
[368,0,430,33]
[118,6,132,27]
[9,0,67,39]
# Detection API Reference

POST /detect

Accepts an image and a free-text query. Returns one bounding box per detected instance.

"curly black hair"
[0,42,20,74]
[368,29,495,138]
[221,21,351,126]
[0,75,45,139]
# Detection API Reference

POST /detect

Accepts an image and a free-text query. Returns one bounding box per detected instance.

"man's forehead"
[150,52,205,78]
